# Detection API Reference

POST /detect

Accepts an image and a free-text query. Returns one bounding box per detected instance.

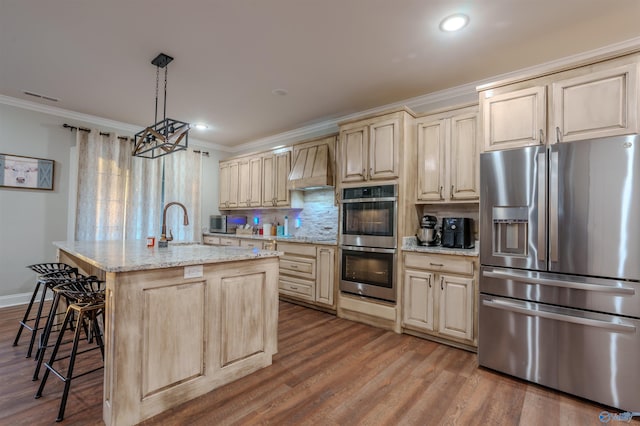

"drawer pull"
[290,265,299,269]
[430,262,444,267]
[290,286,298,290]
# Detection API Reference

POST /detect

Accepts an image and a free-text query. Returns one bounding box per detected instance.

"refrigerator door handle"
[483,269,636,295]
[537,152,546,262]
[549,149,559,263]
[482,298,636,333]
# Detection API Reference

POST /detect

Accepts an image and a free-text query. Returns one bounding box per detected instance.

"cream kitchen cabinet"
[416,106,479,202]
[239,238,276,250]
[315,246,335,306]
[201,235,240,247]
[481,86,546,151]
[262,149,291,207]
[339,112,408,183]
[480,58,640,152]
[402,252,476,347]
[202,235,220,245]
[277,242,336,309]
[238,157,262,208]
[218,160,239,209]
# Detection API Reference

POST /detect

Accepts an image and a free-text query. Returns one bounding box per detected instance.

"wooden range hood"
[288,136,335,190]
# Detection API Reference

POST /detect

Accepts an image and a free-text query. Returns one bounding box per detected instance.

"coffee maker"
[441,217,474,249]
[416,215,439,246]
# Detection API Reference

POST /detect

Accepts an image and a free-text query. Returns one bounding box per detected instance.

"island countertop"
[53,240,281,273]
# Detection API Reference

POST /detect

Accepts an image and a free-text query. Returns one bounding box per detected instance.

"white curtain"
[163,149,202,241]
[75,130,131,240]
[75,131,200,242]
[125,157,163,240]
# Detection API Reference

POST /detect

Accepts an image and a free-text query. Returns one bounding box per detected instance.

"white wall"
[0,103,75,301]
[0,102,223,303]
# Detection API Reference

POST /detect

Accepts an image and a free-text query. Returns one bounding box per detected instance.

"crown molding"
[0,94,233,153]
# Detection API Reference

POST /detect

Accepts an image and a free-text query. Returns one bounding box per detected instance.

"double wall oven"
[339,184,397,303]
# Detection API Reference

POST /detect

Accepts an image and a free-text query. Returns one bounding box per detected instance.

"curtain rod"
[63,123,133,142]
[63,123,209,154]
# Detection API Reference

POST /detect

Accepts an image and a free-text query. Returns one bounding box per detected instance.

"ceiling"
[2,1,640,150]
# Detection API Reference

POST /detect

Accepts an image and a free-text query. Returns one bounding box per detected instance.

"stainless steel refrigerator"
[479,135,640,412]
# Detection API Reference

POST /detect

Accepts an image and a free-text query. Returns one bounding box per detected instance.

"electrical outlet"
[184,265,203,279]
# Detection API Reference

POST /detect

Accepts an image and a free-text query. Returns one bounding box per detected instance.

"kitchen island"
[54,240,281,426]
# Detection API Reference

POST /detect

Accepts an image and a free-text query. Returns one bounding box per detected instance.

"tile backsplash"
[216,188,338,240]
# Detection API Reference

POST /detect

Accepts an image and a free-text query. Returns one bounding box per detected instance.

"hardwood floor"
[1,300,635,425]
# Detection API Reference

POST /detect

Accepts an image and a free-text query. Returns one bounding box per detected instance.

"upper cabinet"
[339,111,409,183]
[262,149,291,207]
[481,86,546,151]
[480,56,640,152]
[416,105,479,203]
[218,160,239,210]
[552,64,638,143]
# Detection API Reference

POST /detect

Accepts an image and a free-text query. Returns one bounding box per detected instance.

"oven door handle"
[340,245,396,254]
[483,269,636,295]
[482,298,636,333]
[341,197,397,204]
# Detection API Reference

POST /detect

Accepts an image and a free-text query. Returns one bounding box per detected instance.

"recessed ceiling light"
[439,14,469,32]
[192,123,209,130]
[272,88,288,96]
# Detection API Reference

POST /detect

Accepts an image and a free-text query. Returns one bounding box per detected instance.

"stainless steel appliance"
[441,217,474,249]
[339,246,396,302]
[209,215,247,234]
[340,184,397,248]
[479,135,640,412]
[340,184,398,302]
[416,215,439,246]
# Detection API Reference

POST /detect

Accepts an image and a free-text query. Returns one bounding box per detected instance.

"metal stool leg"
[35,303,104,423]
[33,291,63,381]
[12,279,43,353]
[35,306,74,398]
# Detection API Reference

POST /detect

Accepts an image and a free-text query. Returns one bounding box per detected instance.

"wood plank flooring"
[1,300,635,425]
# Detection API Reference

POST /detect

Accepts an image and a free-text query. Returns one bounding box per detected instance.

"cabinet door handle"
[440,277,444,291]
[362,169,366,179]
[450,185,454,199]
[556,126,561,143]
[369,167,372,179]
[439,186,443,199]
[430,262,444,267]
[539,129,544,144]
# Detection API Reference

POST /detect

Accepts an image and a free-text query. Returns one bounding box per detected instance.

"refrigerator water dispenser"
[492,206,528,257]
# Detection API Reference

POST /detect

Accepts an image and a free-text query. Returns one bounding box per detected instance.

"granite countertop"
[401,236,479,257]
[54,240,281,273]
[203,232,338,246]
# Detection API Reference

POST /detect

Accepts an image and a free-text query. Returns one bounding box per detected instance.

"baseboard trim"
[0,291,51,308]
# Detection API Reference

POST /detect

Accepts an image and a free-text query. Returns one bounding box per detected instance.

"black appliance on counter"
[441,217,474,249]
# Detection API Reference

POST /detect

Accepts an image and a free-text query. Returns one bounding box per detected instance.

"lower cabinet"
[203,235,274,249]
[277,242,336,309]
[402,252,476,347]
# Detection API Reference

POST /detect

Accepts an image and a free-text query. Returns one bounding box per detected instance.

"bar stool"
[13,263,74,358]
[35,276,106,422]
[32,269,92,381]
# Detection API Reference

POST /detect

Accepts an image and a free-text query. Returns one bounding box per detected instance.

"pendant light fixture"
[133,53,190,159]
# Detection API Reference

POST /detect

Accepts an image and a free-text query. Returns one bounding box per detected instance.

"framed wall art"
[0,153,54,190]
